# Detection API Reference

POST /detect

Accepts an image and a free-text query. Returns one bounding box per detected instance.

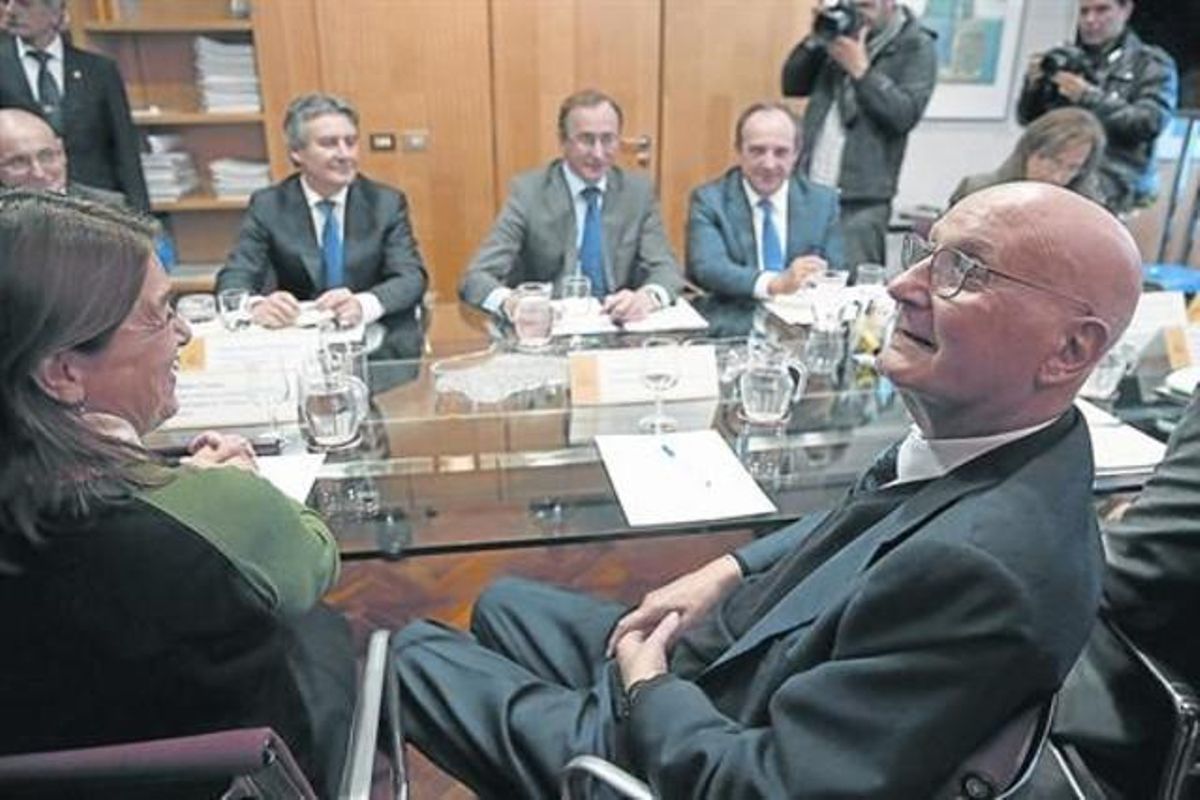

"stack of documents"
[141,151,200,203]
[209,158,270,199]
[1075,399,1167,480]
[553,297,709,337]
[194,37,261,112]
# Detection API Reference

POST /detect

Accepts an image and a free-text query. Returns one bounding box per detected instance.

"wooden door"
[290,0,498,302]
[490,0,663,195]
[659,0,816,255]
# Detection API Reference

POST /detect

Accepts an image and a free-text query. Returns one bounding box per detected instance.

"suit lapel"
[725,170,758,266]
[785,177,812,259]
[545,164,578,279]
[600,167,624,290]
[286,177,324,288]
[58,47,85,139]
[343,178,365,285]
[700,470,990,678]
[1,36,37,106]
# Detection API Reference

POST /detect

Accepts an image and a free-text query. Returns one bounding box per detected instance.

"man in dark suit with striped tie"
[0,0,148,210]
[216,93,428,359]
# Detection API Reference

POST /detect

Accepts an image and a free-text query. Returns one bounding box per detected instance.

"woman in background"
[0,190,353,798]
[948,107,1106,208]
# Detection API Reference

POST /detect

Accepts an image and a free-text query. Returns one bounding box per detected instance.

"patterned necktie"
[759,198,783,272]
[317,199,344,289]
[578,186,607,297]
[856,441,901,494]
[26,50,62,132]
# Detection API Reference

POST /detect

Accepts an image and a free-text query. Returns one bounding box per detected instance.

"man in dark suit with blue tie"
[394,183,1143,797]
[0,0,148,210]
[216,93,427,359]
[459,89,683,324]
[687,102,844,306]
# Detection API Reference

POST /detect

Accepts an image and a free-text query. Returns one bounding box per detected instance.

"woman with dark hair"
[948,107,1107,208]
[0,190,353,797]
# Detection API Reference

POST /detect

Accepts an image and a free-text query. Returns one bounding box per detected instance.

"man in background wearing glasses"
[459,89,683,325]
[0,107,122,205]
[395,183,1143,797]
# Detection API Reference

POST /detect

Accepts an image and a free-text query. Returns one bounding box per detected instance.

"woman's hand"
[182,430,258,472]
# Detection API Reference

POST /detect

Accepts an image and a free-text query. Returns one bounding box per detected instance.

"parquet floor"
[327,529,754,799]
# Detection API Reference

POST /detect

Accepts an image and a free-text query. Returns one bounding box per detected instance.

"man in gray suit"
[216,94,427,358]
[0,107,123,205]
[459,89,683,324]
[394,183,1141,798]
[687,102,844,303]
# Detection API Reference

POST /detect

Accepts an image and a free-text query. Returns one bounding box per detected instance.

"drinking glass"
[217,288,251,331]
[853,263,887,287]
[297,358,369,451]
[176,293,216,324]
[638,336,681,434]
[250,361,293,445]
[559,274,593,349]
[512,282,553,351]
[804,327,845,377]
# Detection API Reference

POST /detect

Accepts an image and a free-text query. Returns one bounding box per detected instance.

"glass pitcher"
[740,342,808,425]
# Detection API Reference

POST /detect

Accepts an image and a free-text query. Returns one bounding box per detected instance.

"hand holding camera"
[811,1,869,79]
[1029,45,1096,106]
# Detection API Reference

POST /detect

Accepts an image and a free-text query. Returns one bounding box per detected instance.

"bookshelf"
[70,0,272,275]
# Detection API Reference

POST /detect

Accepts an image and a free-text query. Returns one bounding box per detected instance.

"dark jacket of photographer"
[781,6,937,205]
[1017,30,1177,213]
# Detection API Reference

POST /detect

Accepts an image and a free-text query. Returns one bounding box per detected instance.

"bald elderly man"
[393,183,1142,797]
[0,108,123,204]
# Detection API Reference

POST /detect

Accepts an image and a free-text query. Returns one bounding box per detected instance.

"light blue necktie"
[579,186,607,297]
[317,199,344,289]
[759,198,783,272]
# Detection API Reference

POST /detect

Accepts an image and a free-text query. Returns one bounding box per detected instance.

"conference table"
[152,301,1175,560]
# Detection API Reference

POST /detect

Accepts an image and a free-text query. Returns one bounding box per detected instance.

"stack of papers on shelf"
[141,151,200,203]
[210,158,270,198]
[194,37,261,112]
[595,430,776,527]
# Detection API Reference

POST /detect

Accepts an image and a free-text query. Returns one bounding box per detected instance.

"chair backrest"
[561,754,653,800]
[933,695,1058,800]
[0,727,316,799]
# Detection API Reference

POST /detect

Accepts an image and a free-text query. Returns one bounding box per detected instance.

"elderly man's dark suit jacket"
[397,410,1103,798]
[0,34,148,210]
[458,160,683,309]
[216,173,428,359]
[686,167,845,301]
[1048,386,1200,798]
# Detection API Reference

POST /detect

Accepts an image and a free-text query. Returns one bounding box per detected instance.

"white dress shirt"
[16,34,64,106]
[890,417,1059,487]
[742,178,791,301]
[808,101,846,190]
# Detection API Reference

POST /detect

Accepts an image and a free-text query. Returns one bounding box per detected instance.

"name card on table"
[552,297,709,337]
[569,345,718,405]
[596,430,776,527]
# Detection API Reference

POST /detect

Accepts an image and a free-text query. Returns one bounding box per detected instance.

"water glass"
[638,336,681,434]
[854,263,887,287]
[217,288,251,331]
[176,293,216,324]
[804,327,845,377]
[297,359,369,450]
[512,282,553,351]
[559,274,594,318]
[250,361,293,444]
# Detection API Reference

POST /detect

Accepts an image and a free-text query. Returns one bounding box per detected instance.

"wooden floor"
[328,528,753,799]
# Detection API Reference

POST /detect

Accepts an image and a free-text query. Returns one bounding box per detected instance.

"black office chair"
[0,630,406,800]
[1049,613,1200,800]
[560,694,1057,800]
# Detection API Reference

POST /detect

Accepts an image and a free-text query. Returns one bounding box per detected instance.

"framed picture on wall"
[908,0,1028,120]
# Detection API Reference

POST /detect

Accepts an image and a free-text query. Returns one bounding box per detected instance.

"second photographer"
[1017,0,1177,215]
[781,0,937,268]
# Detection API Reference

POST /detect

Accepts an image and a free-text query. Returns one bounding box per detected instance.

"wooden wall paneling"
[171,208,245,264]
[312,0,496,302]
[490,0,664,193]
[659,0,816,257]
[251,0,322,179]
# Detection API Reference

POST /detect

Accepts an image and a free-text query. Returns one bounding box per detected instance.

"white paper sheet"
[256,453,326,503]
[595,430,776,526]
[552,297,709,336]
[1076,400,1167,476]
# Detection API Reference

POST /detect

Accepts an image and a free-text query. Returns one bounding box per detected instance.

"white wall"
[895,0,1078,210]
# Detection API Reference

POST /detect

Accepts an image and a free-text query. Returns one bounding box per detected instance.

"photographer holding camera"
[1017,0,1177,215]
[781,0,936,268]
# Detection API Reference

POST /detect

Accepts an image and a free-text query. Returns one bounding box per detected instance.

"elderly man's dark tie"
[579,186,607,297]
[26,50,62,133]
[317,199,344,289]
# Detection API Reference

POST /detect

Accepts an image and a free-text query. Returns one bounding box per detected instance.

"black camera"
[813,1,863,42]
[1034,45,1093,107]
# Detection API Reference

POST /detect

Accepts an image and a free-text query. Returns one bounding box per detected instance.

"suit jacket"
[686,168,845,299]
[216,174,428,358]
[624,411,1103,798]
[459,160,683,308]
[0,34,148,210]
[1050,386,1200,798]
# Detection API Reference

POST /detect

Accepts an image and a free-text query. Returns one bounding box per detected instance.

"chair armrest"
[1103,612,1200,800]
[338,629,391,800]
[560,755,653,800]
